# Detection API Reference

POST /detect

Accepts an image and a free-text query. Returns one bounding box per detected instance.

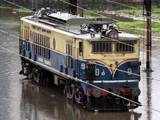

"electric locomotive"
[19,8,141,111]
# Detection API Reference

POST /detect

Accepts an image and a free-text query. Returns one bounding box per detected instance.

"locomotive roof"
[21,11,139,41]
[49,12,82,21]
[118,32,139,41]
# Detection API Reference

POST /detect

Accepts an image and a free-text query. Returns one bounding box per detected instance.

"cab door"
[86,63,95,81]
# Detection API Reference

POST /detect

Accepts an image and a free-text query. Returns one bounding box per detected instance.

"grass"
[108,4,160,35]
[84,4,160,35]
[0,6,12,9]
[0,5,32,13]
[152,21,160,33]
[113,5,160,18]
[14,8,32,13]
[117,21,144,34]
[117,20,160,35]
[83,10,102,18]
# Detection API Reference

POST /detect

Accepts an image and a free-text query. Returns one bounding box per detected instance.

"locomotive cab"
[81,23,140,73]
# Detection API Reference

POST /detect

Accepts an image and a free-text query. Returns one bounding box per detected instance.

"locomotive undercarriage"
[20,57,139,111]
[63,81,139,111]
[63,80,132,111]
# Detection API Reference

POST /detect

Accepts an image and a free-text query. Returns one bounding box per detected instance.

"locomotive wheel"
[115,97,124,106]
[32,68,40,85]
[73,87,90,109]
[63,82,91,109]
[64,83,75,101]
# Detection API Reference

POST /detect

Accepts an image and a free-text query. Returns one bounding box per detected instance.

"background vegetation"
[1,0,160,35]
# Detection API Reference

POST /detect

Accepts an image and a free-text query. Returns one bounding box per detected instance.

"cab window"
[92,41,112,53]
[116,42,134,53]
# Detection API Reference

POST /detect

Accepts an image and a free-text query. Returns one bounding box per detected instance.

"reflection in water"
[146,72,152,120]
[21,80,141,120]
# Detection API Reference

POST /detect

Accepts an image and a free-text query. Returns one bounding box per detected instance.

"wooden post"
[144,0,152,72]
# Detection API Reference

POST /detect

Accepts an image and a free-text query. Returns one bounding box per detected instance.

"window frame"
[91,41,113,53]
[115,41,135,53]
[31,31,50,59]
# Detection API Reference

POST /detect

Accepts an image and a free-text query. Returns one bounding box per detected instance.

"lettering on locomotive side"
[32,25,51,34]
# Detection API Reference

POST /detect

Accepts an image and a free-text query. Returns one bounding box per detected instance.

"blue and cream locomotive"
[19,8,141,110]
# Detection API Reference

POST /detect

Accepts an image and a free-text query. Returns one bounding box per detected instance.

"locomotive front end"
[79,22,141,110]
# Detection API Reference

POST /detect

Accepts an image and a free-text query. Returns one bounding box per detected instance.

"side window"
[116,42,134,53]
[66,42,73,68]
[79,42,83,56]
[23,26,29,40]
[31,31,50,59]
[53,38,56,50]
[66,43,73,56]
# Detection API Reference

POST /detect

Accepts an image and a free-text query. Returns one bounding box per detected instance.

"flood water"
[0,8,160,120]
